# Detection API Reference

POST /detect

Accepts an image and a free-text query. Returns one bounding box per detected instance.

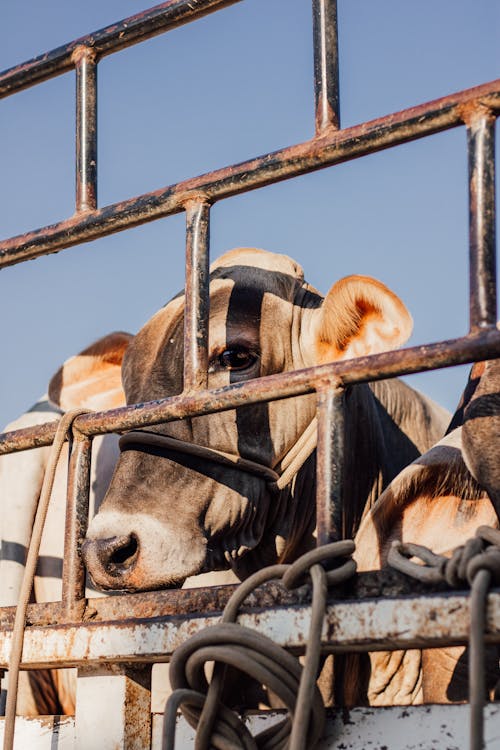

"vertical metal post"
[183,200,211,391]
[467,110,497,330]
[74,46,98,213]
[316,383,345,546]
[75,664,152,750]
[312,0,340,133]
[61,434,92,618]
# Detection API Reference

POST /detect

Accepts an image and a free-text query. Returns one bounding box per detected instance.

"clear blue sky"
[0,0,499,427]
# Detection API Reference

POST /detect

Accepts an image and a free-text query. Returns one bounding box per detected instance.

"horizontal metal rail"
[0,0,242,98]
[1,328,499,455]
[0,566,456,630]
[0,79,498,268]
[1,587,500,669]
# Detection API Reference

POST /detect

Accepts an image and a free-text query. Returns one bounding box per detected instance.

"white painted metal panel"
[2,590,500,669]
[151,705,500,750]
[75,665,151,750]
[3,704,500,749]
[0,716,74,749]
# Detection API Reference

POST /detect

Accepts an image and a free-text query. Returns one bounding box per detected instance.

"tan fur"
[210,247,304,279]
[314,275,413,362]
[354,425,498,706]
[49,332,132,411]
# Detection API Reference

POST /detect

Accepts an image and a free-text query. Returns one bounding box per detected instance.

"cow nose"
[82,534,139,579]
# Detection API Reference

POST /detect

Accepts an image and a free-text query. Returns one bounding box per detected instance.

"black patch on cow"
[226,280,275,467]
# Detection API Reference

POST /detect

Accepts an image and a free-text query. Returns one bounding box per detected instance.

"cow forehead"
[210,247,304,280]
[153,268,306,339]
[122,257,320,402]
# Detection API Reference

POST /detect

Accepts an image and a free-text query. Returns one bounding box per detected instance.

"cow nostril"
[107,534,139,569]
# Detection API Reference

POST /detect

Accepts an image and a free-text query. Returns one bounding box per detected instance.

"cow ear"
[314,275,413,363]
[49,332,133,411]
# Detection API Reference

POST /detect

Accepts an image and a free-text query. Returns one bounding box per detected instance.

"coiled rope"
[2,409,90,750]
[163,540,357,750]
[388,525,500,750]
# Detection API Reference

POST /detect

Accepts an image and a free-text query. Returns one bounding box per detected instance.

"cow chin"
[82,511,208,591]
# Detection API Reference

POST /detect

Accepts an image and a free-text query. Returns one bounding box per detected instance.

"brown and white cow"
[353,356,500,706]
[82,248,449,593]
[0,333,132,715]
[0,331,237,716]
[4,247,461,716]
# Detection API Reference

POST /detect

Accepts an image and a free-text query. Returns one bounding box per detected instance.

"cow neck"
[119,417,318,492]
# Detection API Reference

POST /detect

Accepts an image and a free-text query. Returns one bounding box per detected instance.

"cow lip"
[94,577,186,593]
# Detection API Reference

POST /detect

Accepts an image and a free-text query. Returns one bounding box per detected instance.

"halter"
[119,417,318,492]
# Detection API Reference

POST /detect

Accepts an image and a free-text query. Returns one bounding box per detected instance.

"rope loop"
[387,540,448,583]
[282,540,356,590]
[163,540,357,750]
[466,546,500,586]
[388,526,500,589]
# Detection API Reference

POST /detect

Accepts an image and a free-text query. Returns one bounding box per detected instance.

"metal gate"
[0,1,499,748]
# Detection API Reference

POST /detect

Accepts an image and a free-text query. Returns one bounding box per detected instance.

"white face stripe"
[86,510,207,587]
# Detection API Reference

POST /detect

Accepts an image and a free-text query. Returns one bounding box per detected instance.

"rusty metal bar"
[312,0,340,132]
[183,201,210,391]
[1,80,499,269]
[74,48,97,213]
[2,588,500,669]
[0,566,457,630]
[316,384,345,545]
[0,0,242,99]
[467,111,497,330]
[1,328,499,454]
[61,435,92,617]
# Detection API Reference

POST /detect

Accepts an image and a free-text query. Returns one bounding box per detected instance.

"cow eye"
[215,347,257,372]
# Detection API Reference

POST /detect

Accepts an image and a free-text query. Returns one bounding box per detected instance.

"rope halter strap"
[119,416,318,492]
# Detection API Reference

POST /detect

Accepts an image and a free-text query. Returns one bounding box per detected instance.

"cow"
[353,356,500,706]
[0,331,236,716]
[0,332,132,715]
[2,247,457,717]
[82,247,449,593]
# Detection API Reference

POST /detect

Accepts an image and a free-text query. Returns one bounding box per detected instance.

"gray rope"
[162,541,357,750]
[388,524,500,750]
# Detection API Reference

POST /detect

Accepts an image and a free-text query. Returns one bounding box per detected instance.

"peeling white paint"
[2,704,500,748]
[0,716,74,749]
[151,704,500,749]
[1,590,500,668]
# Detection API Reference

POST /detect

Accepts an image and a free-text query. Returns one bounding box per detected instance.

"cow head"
[354,354,500,572]
[82,248,412,591]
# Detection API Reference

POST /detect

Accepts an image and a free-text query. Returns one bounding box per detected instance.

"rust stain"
[457,99,496,127]
[70,45,97,66]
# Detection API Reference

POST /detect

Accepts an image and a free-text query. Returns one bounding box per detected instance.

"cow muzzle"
[81,533,139,584]
[83,510,208,590]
